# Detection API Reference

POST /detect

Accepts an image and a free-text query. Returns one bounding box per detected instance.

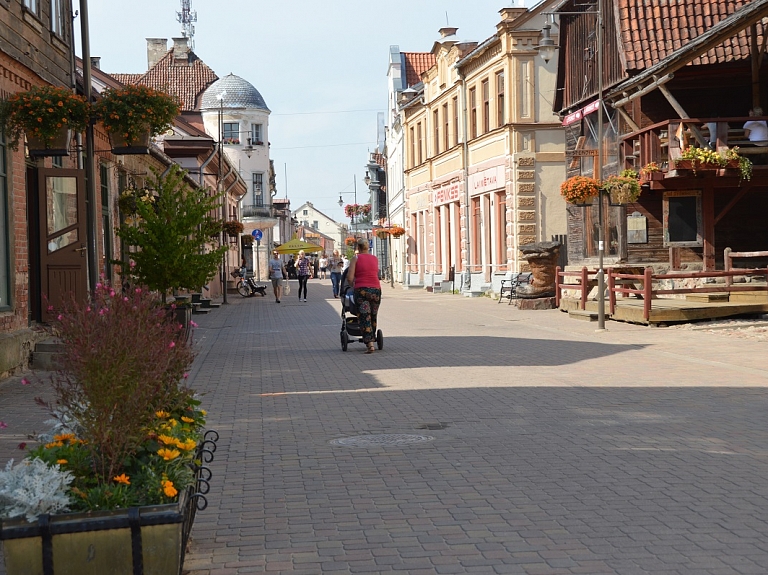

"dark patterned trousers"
[354,287,381,343]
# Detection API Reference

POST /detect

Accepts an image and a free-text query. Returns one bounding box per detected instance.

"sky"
[79,0,538,224]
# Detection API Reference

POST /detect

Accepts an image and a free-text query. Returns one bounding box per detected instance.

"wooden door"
[38,168,87,319]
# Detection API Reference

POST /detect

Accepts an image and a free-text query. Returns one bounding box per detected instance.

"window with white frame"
[51,0,65,36]
[0,131,10,310]
[252,173,264,206]
[222,122,239,143]
[251,124,263,144]
[23,0,38,15]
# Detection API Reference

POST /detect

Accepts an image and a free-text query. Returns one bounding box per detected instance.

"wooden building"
[554,0,768,271]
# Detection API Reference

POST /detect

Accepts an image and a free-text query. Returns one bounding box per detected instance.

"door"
[38,168,87,319]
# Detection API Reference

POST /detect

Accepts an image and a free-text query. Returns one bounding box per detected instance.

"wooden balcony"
[620,117,768,182]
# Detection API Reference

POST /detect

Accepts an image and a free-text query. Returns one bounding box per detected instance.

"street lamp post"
[337,175,358,233]
[538,1,606,330]
[217,90,228,304]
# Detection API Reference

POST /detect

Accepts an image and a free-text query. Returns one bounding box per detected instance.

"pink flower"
[135,288,142,293]
[169,341,175,348]
[86,306,91,312]
[17,442,26,450]
[109,290,115,297]
[0,421,7,429]
[190,320,198,328]
[21,378,30,386]
[47,305,54,312]
[129,260,136,268]
[57,315,62,321]
[96,283,102,290]
[124,297,129,302]
[183,373,189,379]
[99,309,105,315]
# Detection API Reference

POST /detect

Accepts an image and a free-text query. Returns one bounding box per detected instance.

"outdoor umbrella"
[275,237,323,255]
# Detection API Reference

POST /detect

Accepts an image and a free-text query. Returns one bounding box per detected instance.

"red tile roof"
[110,49,218,111]
[402,52,436,87]
[619,0,760,71]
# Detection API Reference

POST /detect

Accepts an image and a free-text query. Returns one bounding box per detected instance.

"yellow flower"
[161,479,178,498]
[200,410,207,416]
[168,419,178,428]
[181,416,194,423]
[157,448,181,461]
[56,459,68,465]
[155,410,170,418]
[113,473,131,485]
[54,433,76,442]
[176,438,197,451]
[157,434,176,445]
[45,441,64,449]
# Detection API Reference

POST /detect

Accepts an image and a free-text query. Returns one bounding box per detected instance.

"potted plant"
[374,228,390,239]
[725,147,753,181]
[389,225,405,238]
[93,85,180,154]
[345,237,357,247]
[559,175,600,205]
[117,186,154,217]
[639,162,663,181]
[676,146,727,172]
[0,283,217,575]
[223,138,240,145]
[0,85,89,156]
[222,220,244,237]
[242,234,254,246]
[603,174,642,205]
[115,165,228,305]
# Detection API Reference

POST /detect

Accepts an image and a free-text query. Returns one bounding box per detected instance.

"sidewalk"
[2,280,768,574]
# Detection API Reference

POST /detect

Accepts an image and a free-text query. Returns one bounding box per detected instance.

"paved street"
[2,280,768,574]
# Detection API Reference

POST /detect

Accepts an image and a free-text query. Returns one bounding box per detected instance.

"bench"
[498,273,533,304]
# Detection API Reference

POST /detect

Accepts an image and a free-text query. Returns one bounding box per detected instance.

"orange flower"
[45,441,64,449]
[54,433,76,442]
[56,459,68,465]
[161,479,177,498]
[113,473,131,485]
[176,438,197,451]
[155,410,169,418]
[181,416,194,423]
[157,434,176,445]
[157,448,181,461]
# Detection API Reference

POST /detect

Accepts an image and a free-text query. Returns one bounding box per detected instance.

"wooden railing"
[556,265,768,322]
[724,248,768,287]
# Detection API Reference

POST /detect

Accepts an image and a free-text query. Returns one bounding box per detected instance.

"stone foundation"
[515,296,557,310]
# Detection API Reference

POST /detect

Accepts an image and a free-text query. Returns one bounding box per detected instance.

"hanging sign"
[562,100,601,126]
[252,229,263,241]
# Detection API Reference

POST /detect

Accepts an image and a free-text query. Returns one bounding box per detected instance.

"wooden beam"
[658,85,708,148]
[610,74,674,107]
[616,106,640,132]
[714,185,754,226]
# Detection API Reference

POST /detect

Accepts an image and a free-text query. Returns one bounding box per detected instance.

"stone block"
[517,170,535,179]
[515,296,557,310]
[518,197,535,207]
[517,157,535,167]
[518,183,535,193]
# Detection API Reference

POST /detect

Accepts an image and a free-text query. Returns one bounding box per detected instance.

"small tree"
[116,165,227,302]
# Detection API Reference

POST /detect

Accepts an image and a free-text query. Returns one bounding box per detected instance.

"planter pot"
[166,303,192,343]
[109,130,151,155]
[640,172,664,182]
[27,129,71,158]
[673,159,721,171]
[0,431,218,575]
[607,189,640,206]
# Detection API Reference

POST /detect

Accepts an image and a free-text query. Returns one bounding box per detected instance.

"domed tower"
[201,74,274,277]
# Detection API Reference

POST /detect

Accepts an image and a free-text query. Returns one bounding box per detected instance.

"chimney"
[172,37,190,64]
[146,38,168,70]
[90,56,101,70]
[499,7,528,22]
[438,27,459,39]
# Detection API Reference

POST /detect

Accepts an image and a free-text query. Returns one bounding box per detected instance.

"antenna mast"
[177,0,197,50]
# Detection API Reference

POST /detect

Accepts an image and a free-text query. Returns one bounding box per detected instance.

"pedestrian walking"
[328,250,344,298]
[268,251,287,303]
[346,238,382,354]
[296,250,312,302]
[319,253,329,279]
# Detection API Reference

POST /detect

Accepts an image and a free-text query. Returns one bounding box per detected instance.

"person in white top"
[743,107,768,144]
[319,254,329,279]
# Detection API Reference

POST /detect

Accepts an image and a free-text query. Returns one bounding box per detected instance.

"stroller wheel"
[340,330,349,352]
[376,329,383,350]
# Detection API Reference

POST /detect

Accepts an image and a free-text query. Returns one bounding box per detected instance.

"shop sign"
[469,165,505,196]
[433,182,460,207]
[408,190,430,211]
[562,100,600,126]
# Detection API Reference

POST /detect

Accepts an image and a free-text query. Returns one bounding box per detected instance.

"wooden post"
[669,247,681,270]
[555,266,561,307]
[643,267,653,322]
[724,247,732,288]
[607,268,615,315]
[580,267,588,310]
[702,186,716,271]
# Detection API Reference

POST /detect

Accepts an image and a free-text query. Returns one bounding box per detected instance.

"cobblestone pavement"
[1,281,768,574]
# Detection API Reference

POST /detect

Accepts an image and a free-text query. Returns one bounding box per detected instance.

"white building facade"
[292,202,346,251]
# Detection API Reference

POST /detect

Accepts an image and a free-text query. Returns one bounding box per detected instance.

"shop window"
[664,191,702,247]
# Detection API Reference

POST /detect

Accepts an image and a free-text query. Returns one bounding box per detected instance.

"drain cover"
[330,434,434,447]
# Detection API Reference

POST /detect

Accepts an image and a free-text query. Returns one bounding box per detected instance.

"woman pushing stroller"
[345,238,381,354]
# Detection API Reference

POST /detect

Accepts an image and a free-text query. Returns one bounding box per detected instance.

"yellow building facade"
[400,3,566,294]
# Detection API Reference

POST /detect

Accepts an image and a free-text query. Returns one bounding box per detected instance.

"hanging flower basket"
[0,85,89,154]
[94,85,180,155]
[560,176,600,206]
[345,237,357,246]
[118,187,154,216]
[344,203,372,218]
[242,234,254,246]
[222,220,244,237]
[374,228,390,239]
[389,225,405,238]
[602,175,642,206]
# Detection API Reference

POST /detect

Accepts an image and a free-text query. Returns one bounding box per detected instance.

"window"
[443,103,449,151]
[417,122,423,164]
[469,88,477,139]
[51,0,65,36]
[52,155,63,168]
[100,164,112,281]
[409,127,415,167]
[664,191,703,247]
[222,122,239,142]
[23,0,38,15]
[0,131,9,310]
[453,96,459,146]
[482,79,490,133]
[313,221,318,229]
[251,123,263,144]
[252,173,264,206]
[520,61,530,118]
[496,71,505,127]
[433,109,440,156]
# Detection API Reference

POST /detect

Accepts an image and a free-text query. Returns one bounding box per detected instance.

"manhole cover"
[330,434,434,447]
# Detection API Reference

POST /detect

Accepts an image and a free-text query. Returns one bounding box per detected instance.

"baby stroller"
[339,268,383,352]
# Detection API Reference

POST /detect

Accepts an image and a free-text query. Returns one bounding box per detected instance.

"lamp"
[244,137,254,158]
[363,171,371,186]
[538,2,606,330]
[216,89,228,304]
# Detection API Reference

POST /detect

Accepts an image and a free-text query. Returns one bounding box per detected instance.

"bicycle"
[231,268,267,297]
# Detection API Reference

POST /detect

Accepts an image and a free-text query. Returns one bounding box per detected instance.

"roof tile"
[402,52,436,87]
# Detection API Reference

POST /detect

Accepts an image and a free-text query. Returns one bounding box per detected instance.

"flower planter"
[640,172,664,182]
[109,130,151,155]
[166,300,192,343]
[0,431,218,575]
[27,128,72,158]
[673,159,720,172]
